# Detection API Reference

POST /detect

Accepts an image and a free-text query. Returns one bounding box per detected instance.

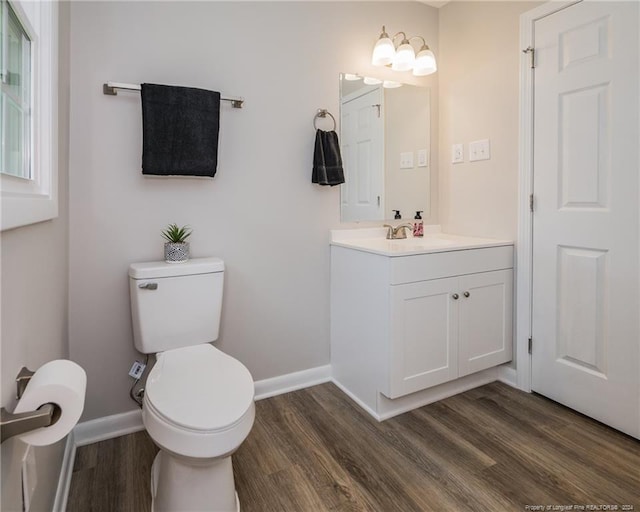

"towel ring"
[314,109,336,131]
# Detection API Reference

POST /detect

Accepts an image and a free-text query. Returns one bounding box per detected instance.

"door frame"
[516,1,581,392]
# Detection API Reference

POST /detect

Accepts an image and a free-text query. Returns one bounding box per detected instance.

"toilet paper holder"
[0,367,61,444]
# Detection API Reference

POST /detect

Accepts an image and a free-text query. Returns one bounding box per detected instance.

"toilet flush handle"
[138,282,158,290]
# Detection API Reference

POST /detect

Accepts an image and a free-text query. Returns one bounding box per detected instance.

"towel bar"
[314,109,336,130]
[103,82,244,108]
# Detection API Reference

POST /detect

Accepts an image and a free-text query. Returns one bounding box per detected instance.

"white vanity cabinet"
[387,268,513,399]
[330,235,514,420]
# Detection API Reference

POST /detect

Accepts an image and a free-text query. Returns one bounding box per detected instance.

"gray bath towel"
[141,83,220,177]
[312,129,345,186]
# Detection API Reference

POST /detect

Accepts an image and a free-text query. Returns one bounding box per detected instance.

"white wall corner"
[331,378,382,422]
[254,365,332,401]
[497,365,518,388]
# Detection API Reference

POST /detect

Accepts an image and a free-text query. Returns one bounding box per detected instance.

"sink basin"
[356,236,456,254]
[330,229,513,257]
[389,237,455,248]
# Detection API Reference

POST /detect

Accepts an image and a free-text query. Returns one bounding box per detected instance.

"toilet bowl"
[129,258,255,511]
[143,344,254,511]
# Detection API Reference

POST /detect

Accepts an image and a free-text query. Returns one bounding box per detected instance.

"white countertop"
[330,227,513,257]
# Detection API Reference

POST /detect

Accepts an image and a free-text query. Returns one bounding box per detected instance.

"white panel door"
[340,87,384,221]
[386,277,458,398]
[531,1,639,437]
[458,270,513,377]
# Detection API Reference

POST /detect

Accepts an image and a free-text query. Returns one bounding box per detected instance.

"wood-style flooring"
[67,382,640,511]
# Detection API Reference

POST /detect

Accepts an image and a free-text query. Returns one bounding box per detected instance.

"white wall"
[68,1,439,421]
[438,1,541,240]
[385,85,432,221]
[0,3,70,510]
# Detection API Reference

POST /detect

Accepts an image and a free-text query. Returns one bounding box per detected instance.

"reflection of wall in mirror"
[339,75,430,222]
[385,87,430,220]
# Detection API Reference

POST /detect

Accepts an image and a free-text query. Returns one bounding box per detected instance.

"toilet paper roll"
[13,360,87,446]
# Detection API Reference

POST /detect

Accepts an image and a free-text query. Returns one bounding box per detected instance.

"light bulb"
[343,74,362,81]
[413,47,437,76]
[391,40,415,72]
[363,76,382,85]
[383,80,402,89]
[371,26,395,66]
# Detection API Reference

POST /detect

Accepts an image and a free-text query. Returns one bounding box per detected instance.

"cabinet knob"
[463,291,470,298]
[452,293,459,300]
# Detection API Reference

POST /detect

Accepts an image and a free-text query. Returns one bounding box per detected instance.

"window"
[1,0,32,180]
[0,0,57,231]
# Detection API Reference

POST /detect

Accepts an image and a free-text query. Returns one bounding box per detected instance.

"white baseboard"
[253,364,332,401]
[376,368,499,421]
[497,365,518,388]
[74,409,144,447]
[53,432,76,512]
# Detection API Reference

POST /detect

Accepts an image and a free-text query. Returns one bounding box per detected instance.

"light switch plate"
[452,144,464,164]
[400,152,414,169]
[417,149,428,167]
[469,139,491,162]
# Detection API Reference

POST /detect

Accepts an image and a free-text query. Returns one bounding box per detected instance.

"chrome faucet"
[383,223,414,240]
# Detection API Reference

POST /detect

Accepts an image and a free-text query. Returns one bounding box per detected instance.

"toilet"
[129,257,255,512]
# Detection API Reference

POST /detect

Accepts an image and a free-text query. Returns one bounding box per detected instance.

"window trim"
[1,0,57,231]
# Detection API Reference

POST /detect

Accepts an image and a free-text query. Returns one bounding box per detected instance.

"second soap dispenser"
[413,211,424,237]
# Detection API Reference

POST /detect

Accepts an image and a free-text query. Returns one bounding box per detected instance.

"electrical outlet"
[452,143,464,164]
[129,361,146,380]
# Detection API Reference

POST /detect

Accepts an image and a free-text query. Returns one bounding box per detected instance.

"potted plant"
[162,223,192,263]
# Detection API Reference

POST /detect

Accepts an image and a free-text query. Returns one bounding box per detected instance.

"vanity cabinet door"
[458,269,513,377]
[387,277,459,399]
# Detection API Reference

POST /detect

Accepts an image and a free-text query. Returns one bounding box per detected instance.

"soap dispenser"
[413,211,424,237]
[393,210,402,220]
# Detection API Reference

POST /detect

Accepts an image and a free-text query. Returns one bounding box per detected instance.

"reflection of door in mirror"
[339,74,430,222]
[340,86,384,221]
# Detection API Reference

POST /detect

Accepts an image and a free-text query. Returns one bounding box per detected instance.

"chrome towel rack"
[314,108,336,130]
[103,82,245,108]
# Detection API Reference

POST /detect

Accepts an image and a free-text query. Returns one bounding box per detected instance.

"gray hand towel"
[141,83,220,177]
[312,129,345,186]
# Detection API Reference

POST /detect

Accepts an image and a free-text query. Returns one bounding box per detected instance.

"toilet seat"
[146,344,254,432]
[143,344,255,458]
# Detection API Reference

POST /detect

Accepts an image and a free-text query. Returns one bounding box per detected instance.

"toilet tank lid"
[129,257,224,279]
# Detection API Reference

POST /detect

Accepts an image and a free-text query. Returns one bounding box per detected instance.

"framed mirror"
[339,73,431,222]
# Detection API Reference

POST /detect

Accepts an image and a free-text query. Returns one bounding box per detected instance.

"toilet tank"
[129,257,224,353]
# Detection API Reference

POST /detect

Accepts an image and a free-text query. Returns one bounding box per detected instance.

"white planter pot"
[164,242,189,263]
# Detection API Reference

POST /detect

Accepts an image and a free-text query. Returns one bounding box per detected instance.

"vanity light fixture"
[371,26,437,76]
